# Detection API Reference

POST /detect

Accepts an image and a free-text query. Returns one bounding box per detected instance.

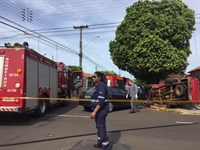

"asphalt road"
[0,102,199,150]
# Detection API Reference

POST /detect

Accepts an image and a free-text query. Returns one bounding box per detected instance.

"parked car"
[79,86,130,112]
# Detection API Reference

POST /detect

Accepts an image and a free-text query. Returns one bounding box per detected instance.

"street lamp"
[82,35,100,50]
[79,35,100,67]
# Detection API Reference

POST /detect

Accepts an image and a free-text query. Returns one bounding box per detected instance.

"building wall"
[190,70,200,79]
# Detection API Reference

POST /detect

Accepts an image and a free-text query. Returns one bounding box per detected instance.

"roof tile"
[188,66,200,73]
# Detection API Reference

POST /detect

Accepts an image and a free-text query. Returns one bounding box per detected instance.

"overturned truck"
[143,75,200,107]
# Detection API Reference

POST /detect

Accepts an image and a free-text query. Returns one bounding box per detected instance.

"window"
[110,87,120,94]
[117,80,125,89]
[87,78,94,89]
[73,72,82,80]
[119,88,127,94]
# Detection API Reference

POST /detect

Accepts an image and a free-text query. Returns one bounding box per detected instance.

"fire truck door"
[70,71,84,90]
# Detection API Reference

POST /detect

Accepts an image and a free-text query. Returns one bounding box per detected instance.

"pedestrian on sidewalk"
[90,71,109,150]
[128,80,138,113]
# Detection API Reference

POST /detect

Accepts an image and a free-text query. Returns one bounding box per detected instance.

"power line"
[0,19,107,70]
[30,22,121,31]
[54,0,87,25]
[193,33,199,64]
[31,30,116,37]
[1,0,198,74]
[30,1,132,16]
[31,25,118,34]
[0,18,78,55]
[2,0,82,49]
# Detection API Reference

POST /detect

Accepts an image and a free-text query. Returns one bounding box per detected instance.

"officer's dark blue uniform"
[91,81,109,150]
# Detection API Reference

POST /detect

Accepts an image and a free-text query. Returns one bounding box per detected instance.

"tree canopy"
[109,0,195,83]
[99,70,118,76]
[67,65,118,76]
[68,65,82,72]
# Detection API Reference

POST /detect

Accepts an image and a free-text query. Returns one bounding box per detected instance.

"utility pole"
[95,66,97,71]
[73,25,89,67]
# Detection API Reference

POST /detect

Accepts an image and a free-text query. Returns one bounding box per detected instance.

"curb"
[150,105,200,115]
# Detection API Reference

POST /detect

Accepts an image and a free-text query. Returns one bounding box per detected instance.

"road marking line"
[176,121,194,124]
[47,114,90,118]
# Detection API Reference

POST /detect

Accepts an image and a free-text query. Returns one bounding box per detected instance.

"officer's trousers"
[95,106,109,150]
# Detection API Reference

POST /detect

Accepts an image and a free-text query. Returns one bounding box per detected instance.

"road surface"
[0,102,199,150]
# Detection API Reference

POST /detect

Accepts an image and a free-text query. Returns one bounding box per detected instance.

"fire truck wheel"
[175,85,185,97]
[108,103,114,112]
[35,100,47,117]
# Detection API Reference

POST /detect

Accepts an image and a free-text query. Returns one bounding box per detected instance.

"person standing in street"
[128,80,138,113]
[90,71,109,150]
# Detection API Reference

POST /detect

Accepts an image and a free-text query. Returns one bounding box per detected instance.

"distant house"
[83,73,94,91]
[84,73,93,78]
[167,74,183,79]
[188,66,200,80]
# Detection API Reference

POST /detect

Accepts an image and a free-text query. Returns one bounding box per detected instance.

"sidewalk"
[150,104,200,115]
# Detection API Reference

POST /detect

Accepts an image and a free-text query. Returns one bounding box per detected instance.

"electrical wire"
[1,0,198,75]
[30,22,121,31]
[193,33,199,64]
[0,19,108,70]
[3,0,81,48]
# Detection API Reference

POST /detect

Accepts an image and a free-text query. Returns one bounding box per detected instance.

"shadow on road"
[0,121,199,148]
[108,131,121,150]
[0,102,79,126]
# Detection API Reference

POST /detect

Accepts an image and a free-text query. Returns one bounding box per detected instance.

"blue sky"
[0,0,199,79]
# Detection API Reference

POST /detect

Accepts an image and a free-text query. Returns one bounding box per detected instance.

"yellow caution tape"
[0,97,200,103]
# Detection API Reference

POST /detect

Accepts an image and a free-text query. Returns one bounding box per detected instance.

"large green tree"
[109,0,195,83]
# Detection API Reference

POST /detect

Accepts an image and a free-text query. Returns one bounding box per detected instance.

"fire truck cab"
[106,75,129,89]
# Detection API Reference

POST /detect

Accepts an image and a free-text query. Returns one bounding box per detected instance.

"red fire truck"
[106,75,129,89]
[0,42,83,117]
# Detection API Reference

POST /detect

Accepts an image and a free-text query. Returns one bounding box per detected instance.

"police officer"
[90,72,109,150]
